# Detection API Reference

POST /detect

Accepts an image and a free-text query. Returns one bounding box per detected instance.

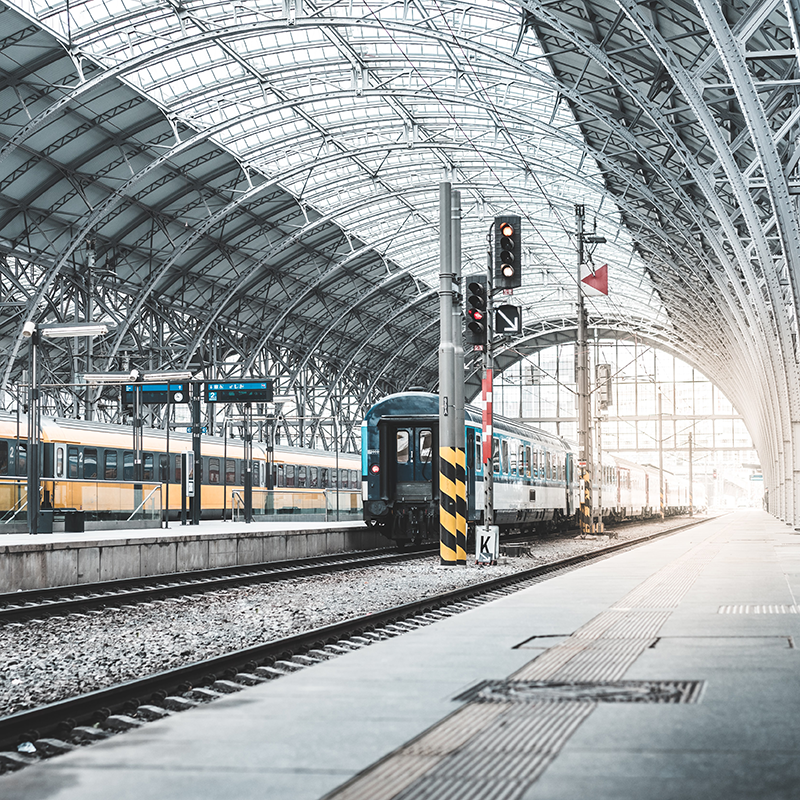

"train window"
[0,441,8,476]
[492,438,500,474]
[309,467,319,488]
[351,469,358,488]
[332,469,339,488]
[104,451,117,480]
[277,463,285,488]
[225,459,236,484]
[396,431,410,463]
[501,440,509,474]
[123,452,134,480]
[55,445,64,478]
[159,455,169,482]
[286,464,296,488]
[84,448,98,480]
[419,430,433,463]
[17,443,26,476]
[143,453,154,481]
[67,446,79,479]
[321,467,330,488]
[298,466,307,488]
[525,446,531,478]
[209,458,220,484]
[476,439,482,472]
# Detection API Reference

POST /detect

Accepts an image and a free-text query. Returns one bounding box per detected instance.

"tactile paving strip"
[323,538,721,800]
[718,604,799,614]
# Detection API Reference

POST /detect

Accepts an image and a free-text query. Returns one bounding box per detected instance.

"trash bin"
[64,510,85,533]
[38,510,54,534]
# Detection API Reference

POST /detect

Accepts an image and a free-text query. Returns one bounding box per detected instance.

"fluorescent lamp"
[40,323,109,338]
[81,372,131,385]
[143,370,193,381]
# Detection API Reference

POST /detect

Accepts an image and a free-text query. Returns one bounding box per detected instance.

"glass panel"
[174,455,181,484]
[160,455,169,482]
[419,430,432,463]
[123,452,134,480]
[105,451,117,480]
[309,466,319,487]
[321,467,329,488]
[17,444,26,476]
[143,453,154,481]
[286,464,295,488]
[68,446,79,479]
[84,448,98,479]
[492,437,500,474]
[209,457,220,484]
[226,459,236,483]
[298,465,307,487]
[396,430,409,463]
[0,441,8,475]
[501,440,509,474]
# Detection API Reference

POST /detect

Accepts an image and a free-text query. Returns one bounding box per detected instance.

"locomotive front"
[362,392,440,545]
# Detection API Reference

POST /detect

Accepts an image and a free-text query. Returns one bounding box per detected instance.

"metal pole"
[191,381,201,526]
[658,389,665,520]
[576,205,594,535]
[164,397,170,528]
[484,247,494,534]
[438,182,457,565]
[223,417,228,522]
[244,404,253,523]
[688,432,694,517]
[334,414,340,522]
[27,333,39,535]
[451,189,466,564]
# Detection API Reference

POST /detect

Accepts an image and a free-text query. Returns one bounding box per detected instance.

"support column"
[451,189,466,564]
[438,182,457,565]
[792,424,800,529]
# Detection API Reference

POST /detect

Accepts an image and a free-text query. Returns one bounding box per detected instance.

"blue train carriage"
[361,391,580,545]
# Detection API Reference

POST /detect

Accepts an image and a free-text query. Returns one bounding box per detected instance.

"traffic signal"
[465,274,488,345]
[494,215,522,289]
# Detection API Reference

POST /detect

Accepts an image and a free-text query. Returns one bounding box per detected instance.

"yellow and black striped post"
[455,446,467,563]
[580,464,592,536]
[439,446,458,564]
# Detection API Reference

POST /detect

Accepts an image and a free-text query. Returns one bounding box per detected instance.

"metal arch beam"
[518,0,791,514]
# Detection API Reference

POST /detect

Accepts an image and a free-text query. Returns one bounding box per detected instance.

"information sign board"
[124,382,189,405]
[204,380,273,404]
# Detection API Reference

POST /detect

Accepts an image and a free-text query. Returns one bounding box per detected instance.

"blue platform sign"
[204,379,273,404]
[124,382,190,405]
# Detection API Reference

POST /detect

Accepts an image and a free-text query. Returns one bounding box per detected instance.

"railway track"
[0,515,712,768]
[0,546,437,624]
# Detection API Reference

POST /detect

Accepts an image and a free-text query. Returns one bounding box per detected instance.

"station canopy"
[1,0,798,466]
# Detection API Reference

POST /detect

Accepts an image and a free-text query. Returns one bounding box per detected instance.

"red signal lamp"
[370,464,380,474]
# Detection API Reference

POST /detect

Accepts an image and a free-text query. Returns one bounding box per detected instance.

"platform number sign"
[124,382,190,405]
[204,380,273,404]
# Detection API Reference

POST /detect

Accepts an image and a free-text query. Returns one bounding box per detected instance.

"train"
[361,391,693,545]
[0,413,361,525]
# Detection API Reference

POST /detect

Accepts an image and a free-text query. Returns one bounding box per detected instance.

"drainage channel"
[0,516,710,774]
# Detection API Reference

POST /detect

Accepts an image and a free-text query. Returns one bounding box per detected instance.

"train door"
[565,452,572,516]
[379,419,439,503]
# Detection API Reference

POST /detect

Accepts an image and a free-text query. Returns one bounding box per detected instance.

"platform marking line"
[323,535,723,800]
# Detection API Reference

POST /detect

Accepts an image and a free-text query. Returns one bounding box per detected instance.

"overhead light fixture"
[142,370,193,382]
[271,395,295,403]
[81,372,132,385]
[39,323,109,339]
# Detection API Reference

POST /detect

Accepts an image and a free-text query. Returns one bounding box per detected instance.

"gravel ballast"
[0,516,707,715]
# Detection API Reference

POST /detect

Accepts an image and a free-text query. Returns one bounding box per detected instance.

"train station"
[1,0,799,796]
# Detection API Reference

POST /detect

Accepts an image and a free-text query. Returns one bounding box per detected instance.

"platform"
[3,509,800,799]
[0,519,384,592]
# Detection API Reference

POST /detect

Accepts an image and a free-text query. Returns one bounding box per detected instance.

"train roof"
[0,412,359,463]
[365,391,572,449]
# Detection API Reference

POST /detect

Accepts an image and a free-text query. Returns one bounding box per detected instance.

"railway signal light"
[465,275,488,345]
[494,215,522,289]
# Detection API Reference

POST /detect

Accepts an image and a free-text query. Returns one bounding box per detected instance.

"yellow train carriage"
[0,414,360,524]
